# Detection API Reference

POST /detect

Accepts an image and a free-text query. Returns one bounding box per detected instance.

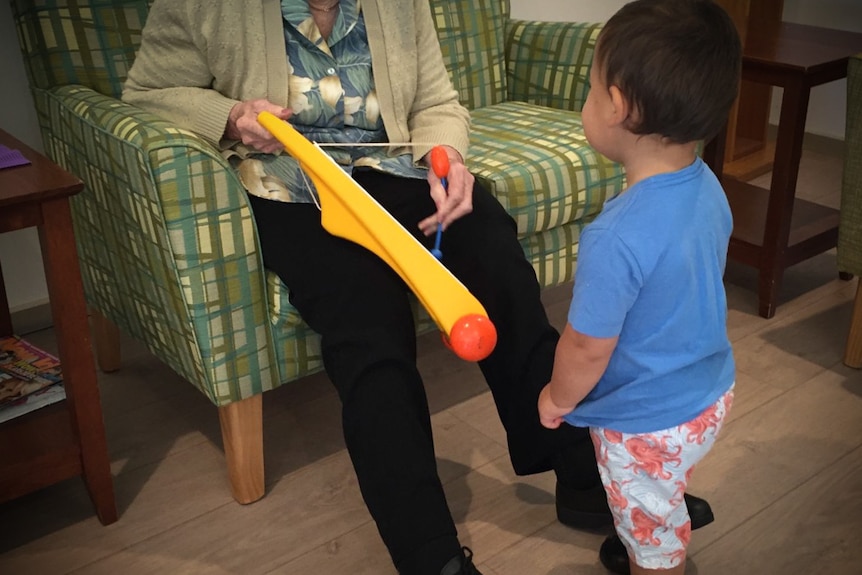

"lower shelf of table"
[724,139,776,182]
[0,401,84,503]
[723,178,840,268]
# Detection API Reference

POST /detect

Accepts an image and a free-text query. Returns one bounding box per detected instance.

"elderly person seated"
[123,1,714,573]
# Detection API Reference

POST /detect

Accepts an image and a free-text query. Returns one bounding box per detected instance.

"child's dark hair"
[594,0,742,143]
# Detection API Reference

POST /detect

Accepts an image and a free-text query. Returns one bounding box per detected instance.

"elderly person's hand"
[419,145,475,236]
[225,99,293,154]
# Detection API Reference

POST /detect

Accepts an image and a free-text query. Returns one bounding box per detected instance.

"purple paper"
[0,144,31,169]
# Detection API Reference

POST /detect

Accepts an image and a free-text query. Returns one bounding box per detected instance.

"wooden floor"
[2,140,861,574]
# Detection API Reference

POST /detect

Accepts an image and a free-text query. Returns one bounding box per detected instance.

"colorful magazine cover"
[0,335,65,423]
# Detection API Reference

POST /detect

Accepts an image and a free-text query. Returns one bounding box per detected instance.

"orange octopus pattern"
[589,386,734,570]
[623,435,683,480]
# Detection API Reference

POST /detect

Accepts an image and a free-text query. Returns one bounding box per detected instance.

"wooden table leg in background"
[703,125,728,182]
[38,198,117,525]
[706,23,861,318]
[756,76,810,319]
[0,263,12,336]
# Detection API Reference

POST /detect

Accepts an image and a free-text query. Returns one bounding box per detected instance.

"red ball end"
[429,146,450,179]
[447,314,497,362]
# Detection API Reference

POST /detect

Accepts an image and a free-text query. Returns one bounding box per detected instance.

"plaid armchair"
[838,53,862,368]
[11,0,622,504]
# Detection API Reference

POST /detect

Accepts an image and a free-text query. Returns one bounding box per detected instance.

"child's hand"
[538,384,574,429]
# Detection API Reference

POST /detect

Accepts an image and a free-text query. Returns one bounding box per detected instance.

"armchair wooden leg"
[218,394,265,504]
[91,309,121,373]
[845,280,862,369]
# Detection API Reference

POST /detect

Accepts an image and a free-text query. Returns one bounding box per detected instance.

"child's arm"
[538,323,617,429]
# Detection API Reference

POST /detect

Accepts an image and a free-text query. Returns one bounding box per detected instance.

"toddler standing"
[537,1,742,573]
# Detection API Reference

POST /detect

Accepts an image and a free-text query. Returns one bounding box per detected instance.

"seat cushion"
[468,101,625,237]
[267,268,326,382]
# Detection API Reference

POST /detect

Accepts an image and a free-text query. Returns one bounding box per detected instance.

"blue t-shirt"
[563,157,735,433]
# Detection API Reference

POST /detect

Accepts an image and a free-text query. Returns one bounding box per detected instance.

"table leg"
[38,197,117,525]
[703,123,728,181]
[757,76,810,319]
[0,262,12,336]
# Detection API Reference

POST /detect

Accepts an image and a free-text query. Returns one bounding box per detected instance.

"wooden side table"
[705,21,862,319]
[714,0,785,180]
[0,129,117,525]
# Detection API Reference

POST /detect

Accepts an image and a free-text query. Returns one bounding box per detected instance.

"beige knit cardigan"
[123,0,471,163]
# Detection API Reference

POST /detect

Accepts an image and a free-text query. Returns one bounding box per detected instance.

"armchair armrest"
[34,85,279,405]
[504,19,603,112]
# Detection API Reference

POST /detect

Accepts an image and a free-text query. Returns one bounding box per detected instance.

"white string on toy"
[312,142,438,148]
[298,142,438,209]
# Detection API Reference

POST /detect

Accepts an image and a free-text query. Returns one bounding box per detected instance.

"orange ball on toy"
[445,314,497,362]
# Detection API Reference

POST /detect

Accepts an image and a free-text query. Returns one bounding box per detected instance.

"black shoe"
[681,492,714,529]
[556,483,715,530]
[599,534,630,575]
[440,547,483,575]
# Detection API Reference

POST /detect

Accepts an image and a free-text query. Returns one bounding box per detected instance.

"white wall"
[511,0,862,140]
[1,0,860,313]
[770,0,862,139]
[510,0,627,22]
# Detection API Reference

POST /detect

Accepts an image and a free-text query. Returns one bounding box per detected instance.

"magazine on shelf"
[0,335,65,423]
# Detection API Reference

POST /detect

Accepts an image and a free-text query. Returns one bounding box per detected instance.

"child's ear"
[608,85,631,127]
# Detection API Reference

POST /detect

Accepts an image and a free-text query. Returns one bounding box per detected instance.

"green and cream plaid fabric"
[433,8,621,267]
[505,20,601,112]
[12,0,150,98]
[13,0,617,408]
[839,52,862,275]
[430,0,509,110]
[469,101,623,236]
[36,85,281,404]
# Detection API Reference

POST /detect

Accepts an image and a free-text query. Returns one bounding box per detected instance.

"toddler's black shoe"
[555,483,715,530]
[440,547,483,575]
[599,534,630,575]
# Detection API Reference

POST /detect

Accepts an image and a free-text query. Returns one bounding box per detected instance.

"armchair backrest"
[13,0,511,111]
[430,0,510,111]
[12,0,152,99]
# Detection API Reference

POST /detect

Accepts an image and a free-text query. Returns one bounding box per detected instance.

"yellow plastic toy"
[257,111,497,362]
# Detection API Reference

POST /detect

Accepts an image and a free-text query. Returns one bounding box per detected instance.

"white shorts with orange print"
[590,385,734,570]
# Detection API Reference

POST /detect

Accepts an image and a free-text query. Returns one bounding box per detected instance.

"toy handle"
[429,146,450,260]
[428,149,497,360]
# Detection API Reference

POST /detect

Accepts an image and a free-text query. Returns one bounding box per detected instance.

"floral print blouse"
[232,0,427,205]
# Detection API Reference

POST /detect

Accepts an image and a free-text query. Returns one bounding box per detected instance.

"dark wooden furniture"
[0,128,117,525]
[715,0,785,181]
[705,22,862,319]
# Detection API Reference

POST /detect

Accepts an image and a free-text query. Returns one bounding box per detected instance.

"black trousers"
[248,170,593,574]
